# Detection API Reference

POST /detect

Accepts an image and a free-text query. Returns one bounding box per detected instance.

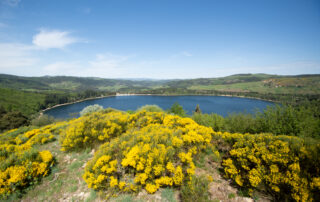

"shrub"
[31,114,55,127]
[215,131,320,201]
[192,113,225,132]
[0,121,68,198]
[81,112,216,195]
[180,175,211,202]
[168,102,186,117]
[59,111,129,151]
[80,104,104,116]
[136,105,163,112]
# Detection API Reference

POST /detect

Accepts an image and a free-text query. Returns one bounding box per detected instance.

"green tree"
[0,111,29,131]
[80,104,104,116]
[194,104,201,114]
[168,102,186,117]
[31,114,55,127]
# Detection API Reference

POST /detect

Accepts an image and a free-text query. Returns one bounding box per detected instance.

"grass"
[84,190,98,202]
[228,193,236,199]
[161,188,176,202]
[19,140,95,201]
[180,175,211,202]
[188,78,320,95]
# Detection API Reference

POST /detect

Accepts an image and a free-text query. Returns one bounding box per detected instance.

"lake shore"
[41,93,277,115]
[40,94,116,114]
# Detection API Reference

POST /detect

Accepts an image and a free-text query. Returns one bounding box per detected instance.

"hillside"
[0,73,319,117]
[1,109,319,201]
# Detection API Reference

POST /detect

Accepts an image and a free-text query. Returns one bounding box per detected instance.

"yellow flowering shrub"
[82,111,215,194]
[0,147,54,198]
[60,111,129,151]
[215,131,320,202]
[0,123,61,199]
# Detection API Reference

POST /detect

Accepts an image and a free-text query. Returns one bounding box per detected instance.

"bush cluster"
[213,131,320,201]
[0,122,65,198]
[192,104,320,139]
[59,110,216,196]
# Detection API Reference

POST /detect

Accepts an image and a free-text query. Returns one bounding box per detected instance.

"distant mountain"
[1,73,319,94]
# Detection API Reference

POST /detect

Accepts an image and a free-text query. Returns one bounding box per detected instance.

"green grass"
[19,140,95,201]
[161,188,176,202]
[228,193,236,199]
[84,190,98,202]
[188,77,320,95]
[180,175,211,202]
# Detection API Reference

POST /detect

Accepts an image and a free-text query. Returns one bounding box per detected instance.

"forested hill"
[1,73,320,94]
[0,73,320,117]
[0,74,167,92]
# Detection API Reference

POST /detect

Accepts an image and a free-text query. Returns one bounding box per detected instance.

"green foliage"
[161,188,176,202]
[168,102,186,117]
[194,104,202,114]
[80,104,104,116]
[192,101,320,139]
[228,193,236,199]
[0,88,45,116]
[192,113,225,132]
[136,105,163,112]
[180,175,211,202]
[225,113,256,134]
[0,111,29,132]
[31,114,55,127]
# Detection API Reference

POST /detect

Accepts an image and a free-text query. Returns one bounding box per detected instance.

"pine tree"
[195,104,201,114]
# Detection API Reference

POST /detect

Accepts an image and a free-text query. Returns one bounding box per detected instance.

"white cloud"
[32,29,78,49]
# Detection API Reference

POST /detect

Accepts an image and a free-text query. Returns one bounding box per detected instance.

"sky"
[0,0,319,79]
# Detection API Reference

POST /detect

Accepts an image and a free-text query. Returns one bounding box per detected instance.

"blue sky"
[0,0,319,79]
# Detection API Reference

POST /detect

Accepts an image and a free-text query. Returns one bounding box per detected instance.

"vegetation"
[136,105,164,112]
[216,132,320,201]
[0,122,65,199]
[0,109,29,132]
[192,101,320,139]
[0,73,319,132]
[168,102,187,117]
[0,72,320,201]
[30,114,55,127]
[80,104,104,116]
[0,105,319,201]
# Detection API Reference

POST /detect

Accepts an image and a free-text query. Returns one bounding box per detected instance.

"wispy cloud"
[82,8,91,14]
[2,0,20,7]
[32,29,79,49]
[172,51,193,58]
[0,43,38,73]
[181,51,192,57]
[43,61,80,75]
[0,22,7,28]
[89,53,129,70]
[42,53,131,77]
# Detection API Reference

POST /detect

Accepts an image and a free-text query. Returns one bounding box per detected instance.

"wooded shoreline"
[41,93,277,114]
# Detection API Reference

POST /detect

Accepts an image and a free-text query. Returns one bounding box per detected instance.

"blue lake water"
[44,95,275,119]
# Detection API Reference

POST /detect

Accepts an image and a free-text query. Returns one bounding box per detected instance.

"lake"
[44,95,275,119]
